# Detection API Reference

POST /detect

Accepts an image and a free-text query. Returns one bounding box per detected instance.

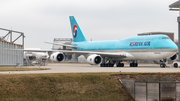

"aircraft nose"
[175,46,178,52]
[174,42,178,49]
[171,41,178,51]
[175,45,178,49]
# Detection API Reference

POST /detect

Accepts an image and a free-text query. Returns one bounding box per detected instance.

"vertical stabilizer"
[69,16,87,42]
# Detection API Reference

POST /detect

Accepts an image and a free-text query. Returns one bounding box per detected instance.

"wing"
[5,49,133,58]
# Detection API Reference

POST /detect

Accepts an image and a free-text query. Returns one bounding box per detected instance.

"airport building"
[0,28,24,66]
[52,38,73,50]
[52,38,73,60]
[52,38,86,62]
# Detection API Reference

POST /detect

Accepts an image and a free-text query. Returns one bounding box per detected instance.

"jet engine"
[50,52,65,62]
[87,54,102,65]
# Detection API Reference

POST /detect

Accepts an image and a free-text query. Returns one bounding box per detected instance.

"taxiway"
[0,63,180,74]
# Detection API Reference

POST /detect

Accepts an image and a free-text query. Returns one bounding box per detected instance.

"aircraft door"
[111,44,115,50]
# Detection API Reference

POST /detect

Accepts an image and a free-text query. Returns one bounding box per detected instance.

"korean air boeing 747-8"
[9,16,178,68]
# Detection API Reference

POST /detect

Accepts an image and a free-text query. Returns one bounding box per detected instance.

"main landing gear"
[130,62,138,67]
[116,62,124,67]
[99,58,138,67]
[100,62,124,67]
[100,57,115,67]
[100,57,125,67]
[100,63,114,67]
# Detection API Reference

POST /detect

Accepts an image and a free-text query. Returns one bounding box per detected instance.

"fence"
[121,79,180,101]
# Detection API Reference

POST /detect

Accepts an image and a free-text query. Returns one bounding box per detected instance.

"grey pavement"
[1,63,180,74]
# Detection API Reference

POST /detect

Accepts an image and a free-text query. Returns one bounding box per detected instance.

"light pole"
[169,0,180,61]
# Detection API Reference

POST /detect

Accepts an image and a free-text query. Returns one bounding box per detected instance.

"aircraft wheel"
[130,63,137,67]
[160,63,165,68]
[116,63,120,67]
[119,63,122,67]
[134,63,136,67]
[100,64,104,67]
[130,63,135,67]
[135,63,138,67]
[130,63,132,67]
[174,63,178,68]
[160,64,164,68]
[122,63,124,67]
[117,63,124,67]
[108,63,113,67]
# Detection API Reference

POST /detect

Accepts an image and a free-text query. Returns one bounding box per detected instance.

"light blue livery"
[69,16,178,68]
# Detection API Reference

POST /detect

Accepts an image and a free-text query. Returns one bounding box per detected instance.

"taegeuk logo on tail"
[73,25,78,38]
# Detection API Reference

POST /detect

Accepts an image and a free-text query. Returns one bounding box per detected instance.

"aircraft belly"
[107,49,177,61]
[128,51,176,60]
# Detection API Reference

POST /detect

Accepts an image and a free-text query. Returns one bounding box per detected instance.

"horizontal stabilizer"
[44,42,78,48]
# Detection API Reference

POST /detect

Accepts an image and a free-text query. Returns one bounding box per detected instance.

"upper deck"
[72,35,178,51]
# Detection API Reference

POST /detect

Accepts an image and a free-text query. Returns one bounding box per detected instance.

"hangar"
[0,28,24,66]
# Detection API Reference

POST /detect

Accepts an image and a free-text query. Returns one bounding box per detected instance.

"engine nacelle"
[87,54,102,65]
[50,52,65,62]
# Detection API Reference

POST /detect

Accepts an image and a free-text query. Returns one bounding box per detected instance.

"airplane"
[24,48,49,60]
[24,48,49,65]
[8,16,178,68]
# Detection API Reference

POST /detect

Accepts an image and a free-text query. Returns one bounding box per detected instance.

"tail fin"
[69,16,87,42]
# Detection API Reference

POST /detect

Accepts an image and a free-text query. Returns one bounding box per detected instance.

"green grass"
[0,67,50,71]
[0,73,133,101]
[1,72,180,100]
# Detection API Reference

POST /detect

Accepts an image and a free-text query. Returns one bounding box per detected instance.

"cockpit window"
[162,37,170,39]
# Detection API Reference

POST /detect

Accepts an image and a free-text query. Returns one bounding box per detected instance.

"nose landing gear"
[160,63,166,68]
[160,59,166,68]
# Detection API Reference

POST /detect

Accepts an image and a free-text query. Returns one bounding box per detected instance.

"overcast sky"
[0,0,179,49]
